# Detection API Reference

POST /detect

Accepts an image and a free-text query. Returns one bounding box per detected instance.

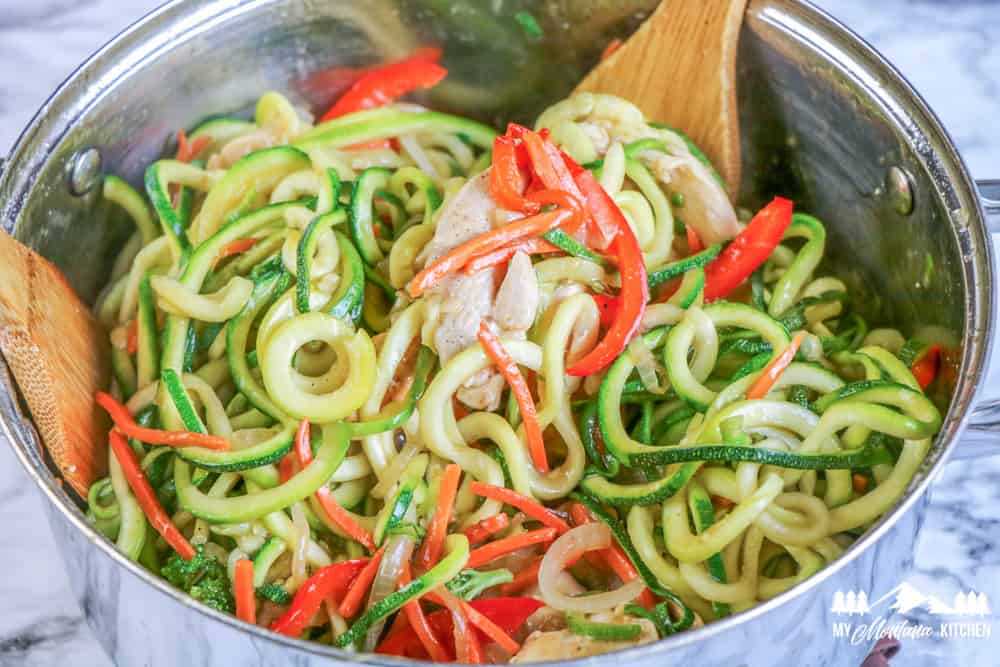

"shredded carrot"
[499,557,542,596]
[747,332,806,399]
[234,558,256,624]
[277,452,296,484]
[469,482,570,534]
[175,129,211,163]
[213,237,258,268]
[601,38,623,61]
[477,323,548,473]
[465,527,557,568]
[96,392,230,450]
[125,319,138,355]
[686,225,703,254]
[416,464,462,570]
[570,503,655,608]
[852,473,869,494]
[407,208,572,297]
[711,494,736,511]
[429,590,521,655]
[315,488,376,552]
[453,396,471,421]
[338,545,386,617]
[463,237,560,274]
[399,563,449,661]
[463,513,511,545]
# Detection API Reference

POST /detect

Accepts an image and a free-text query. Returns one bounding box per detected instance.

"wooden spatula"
[575,0,747,197]
[0,230,109,497]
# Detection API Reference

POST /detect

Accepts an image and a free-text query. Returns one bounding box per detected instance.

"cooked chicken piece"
[456,372,506,411]
[511,608,658,663]
[432,270,496,364]
[421,172,495,264]
[494,251,540,332]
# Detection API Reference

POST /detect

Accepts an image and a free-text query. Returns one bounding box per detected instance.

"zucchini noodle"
[86,89,945,658]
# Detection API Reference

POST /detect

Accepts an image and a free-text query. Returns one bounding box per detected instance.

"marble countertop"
[1,1,999,666]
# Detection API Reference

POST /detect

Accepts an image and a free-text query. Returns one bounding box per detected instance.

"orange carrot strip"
[601,38,623,61]
[463,513,511,546]
[400,563,450,661]
[338,545,386,617]
[416,464,462,570]
[571,503,654,608]
[499,557,542,596]
[107,430,196,560]
[477,323,548,473]
[407,209,572,297]
[469,482,570,534]
[463,237,560,275]
[686,225,704,254]
[315,487,376,552]
[852,473,869,494]
[234,558,256,624]
[125,319,138,355]
[96,392,230,450]
[175,129,211,163]
[465,527,557,569]
[747,332,805,399]
[213,237,258,267]
[294,419,313,467]
[428,590,521,654]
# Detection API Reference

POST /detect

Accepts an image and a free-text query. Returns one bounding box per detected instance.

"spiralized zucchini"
[87,90,944,657]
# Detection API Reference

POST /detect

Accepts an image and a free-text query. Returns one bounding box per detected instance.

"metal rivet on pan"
[67,147,102,196]
[886,166,914,216]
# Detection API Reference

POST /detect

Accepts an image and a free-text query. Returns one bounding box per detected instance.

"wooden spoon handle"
[0,230,109,497]
[575,0,747,196]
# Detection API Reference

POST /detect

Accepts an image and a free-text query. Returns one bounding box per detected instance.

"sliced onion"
[363,534,415,651]
[628,335,667,394]
[538,523,645,613]
[436,590,472,662]
[289,502,310,592]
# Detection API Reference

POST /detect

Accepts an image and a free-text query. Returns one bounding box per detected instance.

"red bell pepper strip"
[565,171,648,377]
[463,513,511,545]
[407,208,572,297]
[294,419,376,551]
[319,51,447,122]
[489,136,541,214]
[270,559,369,636]
[519,129,591,235]
[477,323,549,473]
[747,331,805,399]
[592,293,619,328]
[107,429,196,560]
[234,558,256,624]
[911,344,941,390]
[415,463,462,570]
[703,197,794,302]
[338,545,386,617]
[96,392,230,451]
[468,483,570,534]
[376,598,545,657]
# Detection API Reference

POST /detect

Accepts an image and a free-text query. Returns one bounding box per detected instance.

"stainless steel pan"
[2,1,999,665]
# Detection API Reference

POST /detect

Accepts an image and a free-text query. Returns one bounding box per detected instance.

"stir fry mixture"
[88,51,945,662]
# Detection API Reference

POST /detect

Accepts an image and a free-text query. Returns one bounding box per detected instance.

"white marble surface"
[1,1,1000,666]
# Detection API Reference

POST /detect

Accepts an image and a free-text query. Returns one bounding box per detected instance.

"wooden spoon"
[0,230,109,497]
[575,0,747,196]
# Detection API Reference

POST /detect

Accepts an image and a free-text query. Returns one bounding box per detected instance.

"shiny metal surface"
[0,1,996,665]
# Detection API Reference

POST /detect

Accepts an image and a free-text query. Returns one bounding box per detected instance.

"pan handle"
[953,180,1000,459]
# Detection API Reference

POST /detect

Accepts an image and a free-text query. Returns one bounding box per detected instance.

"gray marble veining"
[1,1,999,666]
